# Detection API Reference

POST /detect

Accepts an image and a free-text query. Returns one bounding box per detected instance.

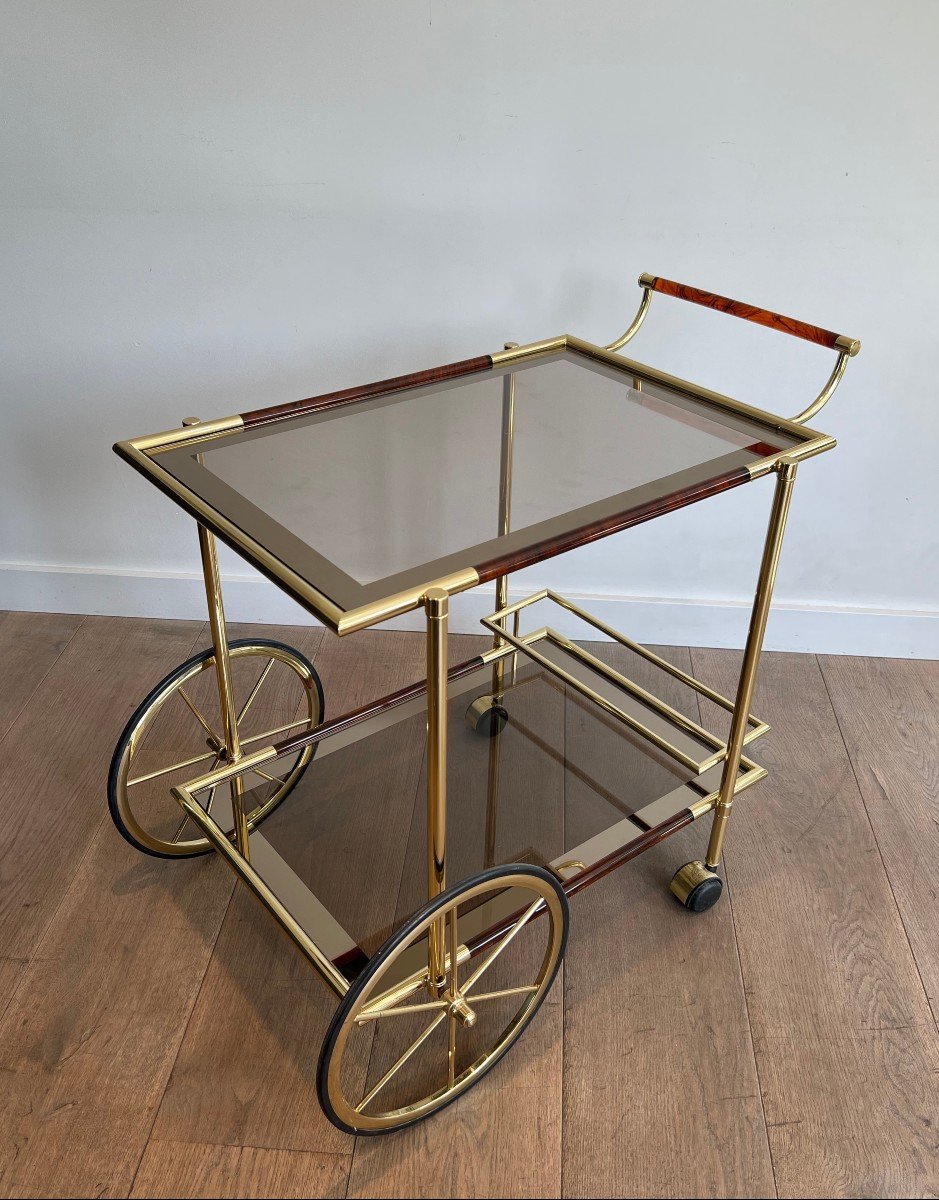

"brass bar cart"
[109,273,859,1134]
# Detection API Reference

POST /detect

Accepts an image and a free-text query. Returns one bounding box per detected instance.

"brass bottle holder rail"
[480,587,769,777]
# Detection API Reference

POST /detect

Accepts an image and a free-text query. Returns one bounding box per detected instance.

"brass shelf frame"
[169,625,767,1003]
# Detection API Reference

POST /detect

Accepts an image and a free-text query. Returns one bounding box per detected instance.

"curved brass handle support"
[605,273,655,351]
[606,271,860,425]
[791,347,851,425]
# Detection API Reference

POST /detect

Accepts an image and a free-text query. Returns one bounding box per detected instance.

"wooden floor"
[0,610,936,1199]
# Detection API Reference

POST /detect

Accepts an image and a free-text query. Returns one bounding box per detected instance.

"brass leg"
[705,460,798,869]
[183,417,249,860]
[483,344,517,865]
[494,341,518,633]
[483,721,502,868]
[425,587,450,992]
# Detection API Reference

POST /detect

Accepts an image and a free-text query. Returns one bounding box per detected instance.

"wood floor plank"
[148,629,433,1160]
[0,615,204,1017]
[818,655,939,1029]
[562,645,775,1200]
[0,610,85,742]
[690,648,939,1199]
[129,1140,349,1199]
[0,618,325,1199]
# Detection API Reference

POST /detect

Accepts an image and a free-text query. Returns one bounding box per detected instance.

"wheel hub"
[445,992,477,1027]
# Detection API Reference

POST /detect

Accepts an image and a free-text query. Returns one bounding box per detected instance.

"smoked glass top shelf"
[115,336,834,635]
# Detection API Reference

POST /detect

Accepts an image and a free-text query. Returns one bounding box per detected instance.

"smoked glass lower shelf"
[182,638,766,967]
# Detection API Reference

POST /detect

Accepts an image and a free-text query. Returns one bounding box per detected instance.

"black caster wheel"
[669,860,723,912]
[464,694,508,738]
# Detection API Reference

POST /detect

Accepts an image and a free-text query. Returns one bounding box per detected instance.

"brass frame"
[114,278,856,1132]
[114,323,838,637]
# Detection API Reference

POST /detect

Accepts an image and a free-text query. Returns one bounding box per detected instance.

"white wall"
[2,1,937,655]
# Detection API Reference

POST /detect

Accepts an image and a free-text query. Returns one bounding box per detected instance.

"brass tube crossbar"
[172,788,353,998]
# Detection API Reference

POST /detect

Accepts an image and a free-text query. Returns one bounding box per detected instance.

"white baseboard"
[1,561,936,659]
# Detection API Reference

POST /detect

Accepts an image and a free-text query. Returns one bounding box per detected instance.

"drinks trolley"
[109,273,859,1134]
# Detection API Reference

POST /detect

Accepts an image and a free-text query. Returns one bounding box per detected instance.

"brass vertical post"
[705,459,798,868]
[425,586,450,992]
[482,344,518,866]
[183,418,250,861]
[494,343,518,625]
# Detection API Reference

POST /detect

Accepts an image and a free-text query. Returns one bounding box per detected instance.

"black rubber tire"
[682,873,724,913]
[473,703,509,738]
[317,862,569,1136]
[107,638,324,859]
[465,695,509,738]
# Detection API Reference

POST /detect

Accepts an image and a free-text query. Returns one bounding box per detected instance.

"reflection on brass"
[131,413,244,454]
[551,860,587,880]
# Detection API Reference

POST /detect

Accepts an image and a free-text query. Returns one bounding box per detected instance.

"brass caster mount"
[670,860,723,913]
[465,694,509,738]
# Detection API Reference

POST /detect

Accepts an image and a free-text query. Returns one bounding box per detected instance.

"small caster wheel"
[670,860,723,912]
[465,695,508,738]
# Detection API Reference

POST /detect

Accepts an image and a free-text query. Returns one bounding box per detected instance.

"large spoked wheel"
[109,638,324,858]
[318,864,569,1135]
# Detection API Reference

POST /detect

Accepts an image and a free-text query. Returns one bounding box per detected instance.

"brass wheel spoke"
[237,657,275,726]
[354,998,447,1025]
[239,718,311,748]
[328,873,566,1133]
[465,984,538,1005]
[461,897,545,995]
[170,814,192,845]
[127,745,220,787]
[177,686,223,747]
[355,1012,447,1114]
